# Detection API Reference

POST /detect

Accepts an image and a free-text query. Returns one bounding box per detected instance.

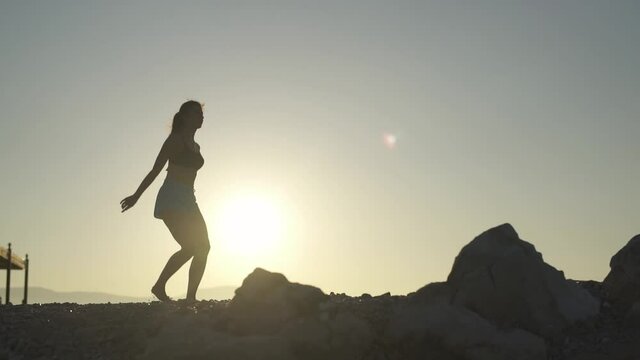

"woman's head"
[171,100,204,134]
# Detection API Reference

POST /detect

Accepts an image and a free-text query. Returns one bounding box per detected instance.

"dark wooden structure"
[0,243,29,305]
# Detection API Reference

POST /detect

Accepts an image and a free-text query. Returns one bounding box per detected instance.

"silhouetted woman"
[120,100,210,303]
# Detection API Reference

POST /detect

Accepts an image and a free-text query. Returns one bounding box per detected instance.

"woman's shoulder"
[168,133,190,144]
[164,133,186,152]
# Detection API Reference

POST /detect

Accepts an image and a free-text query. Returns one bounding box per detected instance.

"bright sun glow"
[212,193,285,256]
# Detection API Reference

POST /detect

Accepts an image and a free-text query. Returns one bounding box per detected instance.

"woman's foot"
[177,297,197,306]
[151,284,173,302]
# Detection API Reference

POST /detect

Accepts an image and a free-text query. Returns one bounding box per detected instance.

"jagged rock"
[574,280,603,300]
[396,280,546,360]
[603,235,640,309]
[408,282,454,304]
[226,268,329,335]
[327,311,375,359]
[446,223,599,339]
[386,301,547,360]
[623,301,640,326]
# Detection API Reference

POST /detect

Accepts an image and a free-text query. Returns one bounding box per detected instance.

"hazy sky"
[1,1,639,299]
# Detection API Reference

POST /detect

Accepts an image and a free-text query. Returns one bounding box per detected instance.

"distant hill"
[0,286,237,304]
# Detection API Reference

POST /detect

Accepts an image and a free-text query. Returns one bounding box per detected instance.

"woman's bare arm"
[120,135,180,212]
[134,135,180,196]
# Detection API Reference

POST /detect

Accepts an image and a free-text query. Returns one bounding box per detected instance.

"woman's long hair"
[171,100,202,134]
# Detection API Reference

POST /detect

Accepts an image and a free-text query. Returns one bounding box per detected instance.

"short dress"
[153,137,204,220]
[153,177,200,219]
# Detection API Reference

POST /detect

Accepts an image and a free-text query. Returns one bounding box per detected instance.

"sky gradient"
[1,1,639,298]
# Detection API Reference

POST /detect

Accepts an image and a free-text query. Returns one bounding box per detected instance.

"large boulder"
[602,235,640,309]
[446,223,599,339]
[226,268,329,335]
[386,300,546,360]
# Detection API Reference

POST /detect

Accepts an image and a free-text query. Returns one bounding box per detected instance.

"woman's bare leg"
[186,207,210,301]
[154,250,192,289]
[152,214,195,301]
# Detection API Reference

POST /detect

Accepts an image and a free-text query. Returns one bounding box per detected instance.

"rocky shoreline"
[2,223,640,360]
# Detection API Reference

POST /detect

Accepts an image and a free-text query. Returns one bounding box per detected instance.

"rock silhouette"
[446,223,599,339]
[603,234,640,310]
[1,224,640,359]
[226,267,329,335]
[386,223,599,360]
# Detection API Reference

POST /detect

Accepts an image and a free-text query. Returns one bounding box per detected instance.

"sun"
[211,192,285,256]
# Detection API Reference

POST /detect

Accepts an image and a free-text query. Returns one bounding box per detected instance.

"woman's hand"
[120,194,140,213]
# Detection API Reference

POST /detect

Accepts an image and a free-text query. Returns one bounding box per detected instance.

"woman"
[120,100,210,303]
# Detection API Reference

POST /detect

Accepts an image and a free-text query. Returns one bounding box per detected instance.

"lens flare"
[382,133,397,149]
